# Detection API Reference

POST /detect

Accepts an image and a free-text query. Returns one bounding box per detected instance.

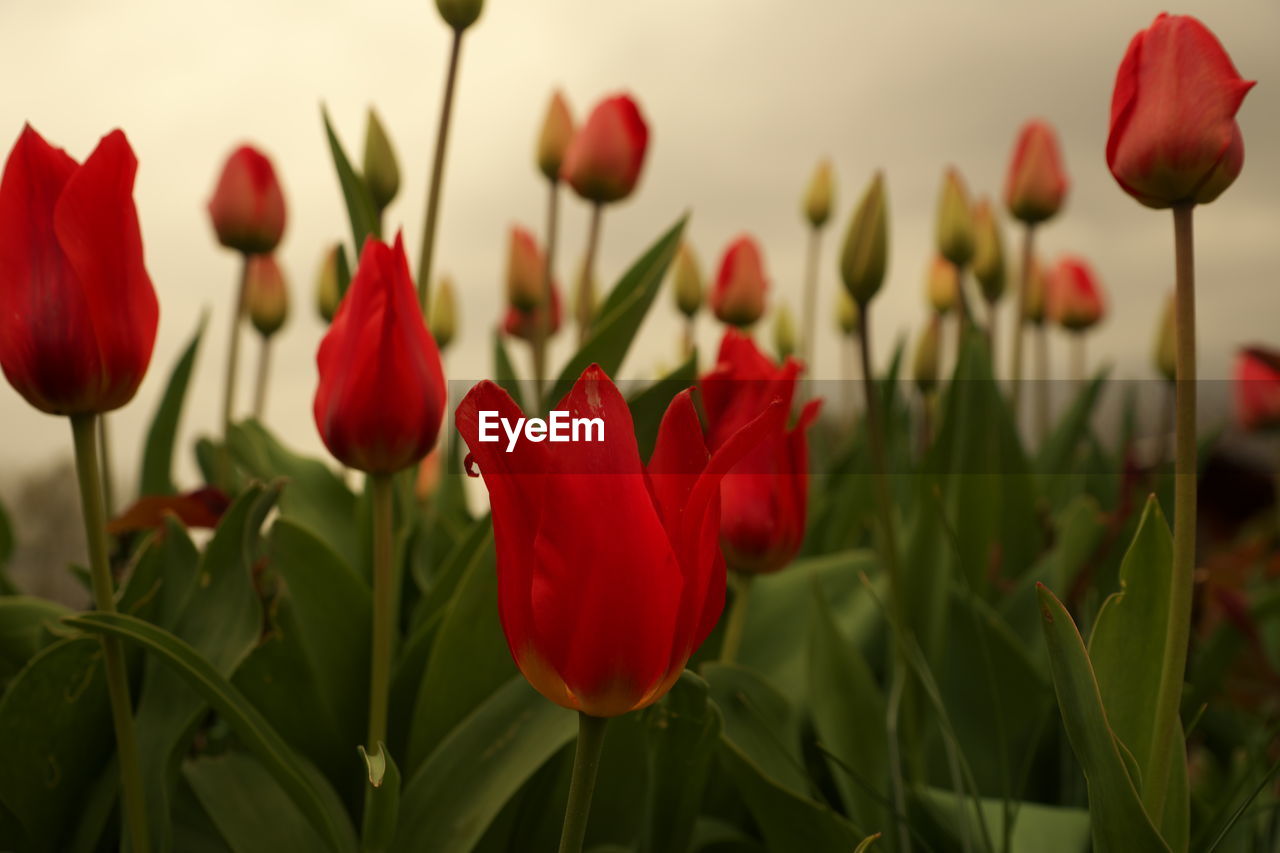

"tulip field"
[2,5,1279,853]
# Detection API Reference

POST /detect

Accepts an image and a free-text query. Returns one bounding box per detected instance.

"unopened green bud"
[837,290,860,336]
[927,255,958,315]
[804,158,834,228]
[316,244,341,323]
[773,304,796,360]
[936,167,975,267]
[537,90,574,182]
[840,171,888,306]
[431,275,458,351]
[363,108,400,212]
[246,255,289,338]
[972,198,1005,303]
[672,243,703,317]
[913,315,941,394]
[1023,254,1047,326]
[435,0,483,31]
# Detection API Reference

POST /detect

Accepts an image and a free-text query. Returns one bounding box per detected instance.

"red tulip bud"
[560,94,649,204]
[313,233,446,473]
[701,330,820,574]
[455,364,787,716]
[504,285,562,342]
[711,236,769,328]
[0,126,159,416]
[207,145,286,254]
[1047,256,1105,332]
[1004,120,1069,224]
[1107,14,1255,209]
[506,225,548,312]
[245,255,289,338]
[1235,346,1280,431]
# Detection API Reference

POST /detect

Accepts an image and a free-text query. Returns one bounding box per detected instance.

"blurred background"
[1,0,1278,547]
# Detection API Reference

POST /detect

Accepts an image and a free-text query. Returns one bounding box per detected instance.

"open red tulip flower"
[1235,346,1280,432]
[1004,120,1069,224]
[701,330,821,574]
[0,126,159,416]
[1107,14,1255,209]
[314,233,446,473]
[1047,256,1105,332]
[711,235,769,328]
[207,144,287,254]
[560,94,649,204]
[456,365,785,717]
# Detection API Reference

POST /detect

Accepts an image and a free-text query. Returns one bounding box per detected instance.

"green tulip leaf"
[359,742,401,853]
[628,348,698,463]
[140,312,208,496]
[322,105,381,255]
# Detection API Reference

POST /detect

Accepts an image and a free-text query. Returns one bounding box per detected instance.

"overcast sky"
[1,0,1278,488]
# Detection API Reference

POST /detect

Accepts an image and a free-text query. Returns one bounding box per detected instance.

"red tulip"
[504,285,563,342]
[455,364,785,717]
[0,126,159,416]
[1235,346,1280,431]
[1047,256,1105,332]
[314,233,446,473]
[711,236,769,328]
[560,94,649,204]
[701,330,820,574]
[1004,120,1069,224]
[1107,14,1255,209]
[207,144,286,254]
[506,225,548,311]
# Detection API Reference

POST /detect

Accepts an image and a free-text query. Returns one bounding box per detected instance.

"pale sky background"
[1,0,1278,492]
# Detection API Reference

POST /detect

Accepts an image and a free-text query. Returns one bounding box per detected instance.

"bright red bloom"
[1235,346,1280,431]
[701,330,821,574]
[314,233,446,473]
[0,126,159,416]
[503,285,562,342]
[1047,256,1105,332]
[207,144,286,254]
[1107,14,1254,209]
[711,236,769,328]
[456,365,784,717]
[560,94,649,204]
[1004,120,1069,224]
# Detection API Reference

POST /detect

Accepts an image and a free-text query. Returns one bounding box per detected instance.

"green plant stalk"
[1034,323,1050,445]
[800,225,822,399]
[952,262,970,368]
[557,712,609,853]
[718,572,753,664]
[252,335,272,421]
[535,177,560,407]
[984,295,998,369]
[576,203,604,347]
[1146,203,1197,822]
[1009,225,1035,425]
[682,316,695,362]
[1071,333,1086,387]
[98,414,115,518]
[220,256,249,486]
[416,28,465,312]
[366,473,396,750]
[70,414,151,853]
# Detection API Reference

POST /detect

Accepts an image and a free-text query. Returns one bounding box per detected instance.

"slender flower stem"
[366,473,396,750]
[252,336,272,421]
[98,415,116,519]
[719,573,754,664]
[417,28,465,312]
[1034,323,1050,445]
[219,255,250,486]
[918,390,934,461]
[953,262,971,368]
[682,316,695,362]
[535,177,560,407]
[1010,225,1035,425]
[557,713,609,853]
[1071,333,1086,387]
[985,296,998,370]
[801,226,823,398]
[1146,203,1197,820]
[577,203,604,346]
[70,414,151,853]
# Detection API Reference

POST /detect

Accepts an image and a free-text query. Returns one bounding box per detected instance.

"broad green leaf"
[234,520,371,812]
[703,663,807,795]
[546,215,687,405]
[228,419,360,569]
[322,105,381,253]
[627,349,698,462]
[115,517,200,629]
[0,638,112,852]
[140,313,207,496]
[1036,585,1170,852]
[916,786,1090,853]
[0,597,70,684]
[336,243,352,300]
[404,531,513,772]
[639,671,721,853]
[1089,496,1188,851]
[395,677,577,852]
[1036,368,1108,477]
[491,328,526,414]
[359,743,401,853]
[184,750,331,852]
[807,583,889,834]
[67,612,356,853]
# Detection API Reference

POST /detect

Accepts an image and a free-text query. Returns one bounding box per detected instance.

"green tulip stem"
[1034,323,1050,445]
[683,315,696,362]
[417,27,465,312]
[984,295,998,369]
[1071,333,1086,387]
[1147,202,1197,821]
[1009,224,1036,428]
[719,572,754,664]
[801,225,823,398]
[577,203,604,347]
[97,414,116,519]
[252,335,273,422]
[952,262,970,368]
[366,472,396,750]
[557,712,609,853]
[220,255,249,486]
[535,177,560,407]
[70,414,151,853]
